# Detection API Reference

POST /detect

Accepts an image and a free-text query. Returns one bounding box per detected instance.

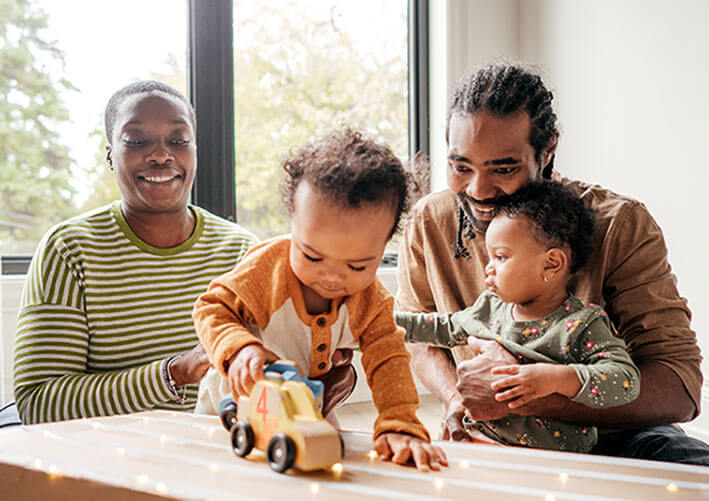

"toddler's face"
[483,215,549,305]
[289,182,395,301]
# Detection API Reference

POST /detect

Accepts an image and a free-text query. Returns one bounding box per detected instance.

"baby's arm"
[564,315,641,408]
[359,294,447,470]
[394,310,470,347]
[490,363,581,409]
[374,432,448,472]
[193,275,273,400]
[491,315,641,409]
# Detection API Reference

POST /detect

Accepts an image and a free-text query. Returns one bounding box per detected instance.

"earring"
[543,275,550,284]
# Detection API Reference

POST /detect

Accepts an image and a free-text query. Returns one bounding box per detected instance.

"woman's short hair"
[104,80,196,144]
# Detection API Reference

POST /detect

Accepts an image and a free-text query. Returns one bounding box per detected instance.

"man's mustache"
[457,192,503,207]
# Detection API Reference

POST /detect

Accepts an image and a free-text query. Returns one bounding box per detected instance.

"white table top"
[1,410,708,500]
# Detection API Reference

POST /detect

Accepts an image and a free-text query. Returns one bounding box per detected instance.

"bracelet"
[163,355,187,404]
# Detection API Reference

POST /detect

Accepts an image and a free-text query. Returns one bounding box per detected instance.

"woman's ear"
[106,144,113,170]
[543,247,568,282]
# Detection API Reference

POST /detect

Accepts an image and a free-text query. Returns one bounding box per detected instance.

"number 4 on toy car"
[256,386,268,423]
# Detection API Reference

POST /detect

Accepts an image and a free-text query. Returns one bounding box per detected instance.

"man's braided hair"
[448,62,560,259]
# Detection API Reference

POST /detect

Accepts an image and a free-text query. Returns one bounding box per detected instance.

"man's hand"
[491,364,581,409]
[441,394,470,442]
[169,343,211,386]
[456,337,518,421]
[373,432,448,472]
[314,349,356,416]
[226,344,276,400]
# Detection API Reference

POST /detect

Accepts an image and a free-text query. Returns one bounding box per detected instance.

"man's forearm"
[406,343,458,404]
[520,362,696,428]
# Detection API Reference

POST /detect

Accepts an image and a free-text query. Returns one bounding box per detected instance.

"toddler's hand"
[227,344,274,400]
[373,432,448,472]
[490,363,580,408]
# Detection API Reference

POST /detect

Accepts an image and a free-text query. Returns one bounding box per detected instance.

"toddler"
[397,181,640,452]
[194,128,446,471]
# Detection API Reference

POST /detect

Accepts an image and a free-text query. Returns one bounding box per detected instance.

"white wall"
[1,276,23,405]
[517,0,709,367]
[431,0,709,430]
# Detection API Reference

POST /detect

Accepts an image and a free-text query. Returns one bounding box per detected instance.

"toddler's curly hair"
[495,181,596,273]
[281,128,416,238]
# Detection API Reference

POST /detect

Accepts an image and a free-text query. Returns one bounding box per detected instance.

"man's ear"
[106,144,113,169]
[543,247,568,279]
[542,136,559,169]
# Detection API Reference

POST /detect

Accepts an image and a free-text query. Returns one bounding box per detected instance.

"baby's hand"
[490,363,580,408]
[227,344,273,400]
[373,432,448,472]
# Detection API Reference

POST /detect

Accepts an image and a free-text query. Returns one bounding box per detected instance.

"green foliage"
[77,126,119,213]
[2,0,407,253]
[0,0,77,253]
[234,1,407,238]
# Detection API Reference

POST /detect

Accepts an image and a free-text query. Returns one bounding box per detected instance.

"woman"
[12,81,259,423]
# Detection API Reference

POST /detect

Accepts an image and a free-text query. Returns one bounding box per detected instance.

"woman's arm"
[14,305,179,424]
[13,238,183,424]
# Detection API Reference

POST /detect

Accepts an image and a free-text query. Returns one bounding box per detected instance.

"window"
[1,0,428,269]
[0,0,188,258]
[232,0,410,239]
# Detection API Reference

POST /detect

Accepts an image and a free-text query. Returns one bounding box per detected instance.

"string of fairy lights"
[3,411,700,500]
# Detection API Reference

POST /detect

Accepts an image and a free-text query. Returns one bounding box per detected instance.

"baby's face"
[289,182,395,301]
[483,215,550,304]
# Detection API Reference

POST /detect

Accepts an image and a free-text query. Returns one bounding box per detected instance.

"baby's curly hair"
[281,128,416,238]
[495,181,596,273]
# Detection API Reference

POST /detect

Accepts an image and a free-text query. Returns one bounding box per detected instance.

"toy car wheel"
[267,433,296,473]
[219,400,238,431]
[231,422,254,457]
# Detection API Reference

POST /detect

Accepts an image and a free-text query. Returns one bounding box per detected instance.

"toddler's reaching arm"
[395,310,470,347]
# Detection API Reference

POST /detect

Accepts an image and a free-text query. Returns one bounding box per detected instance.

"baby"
[194,128,446,471]
[397,181,640,452]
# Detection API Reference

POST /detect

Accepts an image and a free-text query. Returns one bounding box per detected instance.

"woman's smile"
[138,173,182,183]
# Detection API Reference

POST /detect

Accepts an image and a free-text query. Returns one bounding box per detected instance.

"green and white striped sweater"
[13,202,258,424]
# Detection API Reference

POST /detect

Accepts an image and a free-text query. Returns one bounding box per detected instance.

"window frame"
[408,0,430,164]
[188,0,237,221]
[1,0,429,274]
[188,0,429,222]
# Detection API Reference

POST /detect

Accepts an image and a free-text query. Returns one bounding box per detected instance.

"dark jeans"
[591,425,709,466]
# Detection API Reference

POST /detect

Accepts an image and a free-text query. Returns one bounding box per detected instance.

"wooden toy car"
[219,362,343,473]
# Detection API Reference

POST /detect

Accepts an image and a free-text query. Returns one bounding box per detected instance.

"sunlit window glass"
[233,0,408,239]
[0,0,187,255]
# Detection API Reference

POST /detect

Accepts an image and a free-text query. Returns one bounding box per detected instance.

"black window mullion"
[408,0,429,164]
[187,0,236,221]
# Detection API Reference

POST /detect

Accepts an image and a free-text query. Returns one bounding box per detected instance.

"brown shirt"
[396,176,702,413]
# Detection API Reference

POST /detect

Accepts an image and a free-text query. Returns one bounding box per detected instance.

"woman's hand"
[169,343,211,386]
[374,432,448,472]
[456,337,518,421]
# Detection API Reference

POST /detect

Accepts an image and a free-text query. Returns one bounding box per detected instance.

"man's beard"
[455,192,500,234]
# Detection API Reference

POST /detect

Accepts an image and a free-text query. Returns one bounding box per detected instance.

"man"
[397,62,709,464]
